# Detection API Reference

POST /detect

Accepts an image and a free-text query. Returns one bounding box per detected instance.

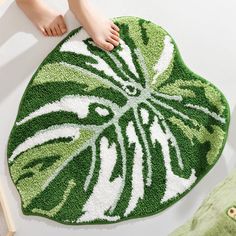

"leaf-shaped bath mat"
[7,16,230,225]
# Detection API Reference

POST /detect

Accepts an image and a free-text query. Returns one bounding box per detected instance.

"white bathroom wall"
[0,0,236,235]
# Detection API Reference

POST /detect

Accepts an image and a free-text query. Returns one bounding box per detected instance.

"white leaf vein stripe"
[9,124,81,163]
[134,107,152,186]
[83,143,96,191]
[134,48,149,82]
[77,136,122,222]
[109,123,127,213]
[148,97,190,120]
[145,102,184,169]
[60,62,129,99]
[108,53,139,85]
[124,121,144,217]
[87,41,143,91]
[16,95,120,126]
[185,103,226,123]
[118,39,140,79]
[152,35,174,85]
[84,37,142,88]
[152,91,183,102]
[145,101,196,202]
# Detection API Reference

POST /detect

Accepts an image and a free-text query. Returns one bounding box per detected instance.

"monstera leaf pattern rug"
[7,16,230,225]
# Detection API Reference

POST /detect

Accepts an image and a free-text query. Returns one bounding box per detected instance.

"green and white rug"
[7,16,230,225]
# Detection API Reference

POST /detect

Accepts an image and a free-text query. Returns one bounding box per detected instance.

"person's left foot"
[16,0,67,37]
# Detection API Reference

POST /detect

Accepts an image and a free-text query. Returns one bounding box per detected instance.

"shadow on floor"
[0,1,76,103]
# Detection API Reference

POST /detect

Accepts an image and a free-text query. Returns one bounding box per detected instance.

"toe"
[45,28,53,36]
[110,34,119,42]
[111,29,119,37]
[111,22,120,32]
[51,27,58,36]
[58,17,67,34]
[94,38,114,51]
[103,42,114,51]
[55,24,63,36]
[40,27,48,36]
[59,23,67,34]
[107,36,119,47]
[58,14,64,21]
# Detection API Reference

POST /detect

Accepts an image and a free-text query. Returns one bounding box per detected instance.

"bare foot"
[69,0,120,51]
[16,0,67,37]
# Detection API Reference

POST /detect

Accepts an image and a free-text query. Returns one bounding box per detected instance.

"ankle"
[16,0,38,7]
[16,0,25,5]
[69,0,89,13]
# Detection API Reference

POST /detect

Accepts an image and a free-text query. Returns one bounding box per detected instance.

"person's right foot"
[69,0,120,51]
[16,0,67,36]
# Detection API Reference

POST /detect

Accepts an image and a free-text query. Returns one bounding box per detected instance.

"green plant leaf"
[7,16,229,225]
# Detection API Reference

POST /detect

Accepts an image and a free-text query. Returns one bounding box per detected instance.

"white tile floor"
[0,0,236,235]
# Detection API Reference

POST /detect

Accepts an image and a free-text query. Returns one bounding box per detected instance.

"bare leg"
[68,0,120,51]
[16,0,67,36]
